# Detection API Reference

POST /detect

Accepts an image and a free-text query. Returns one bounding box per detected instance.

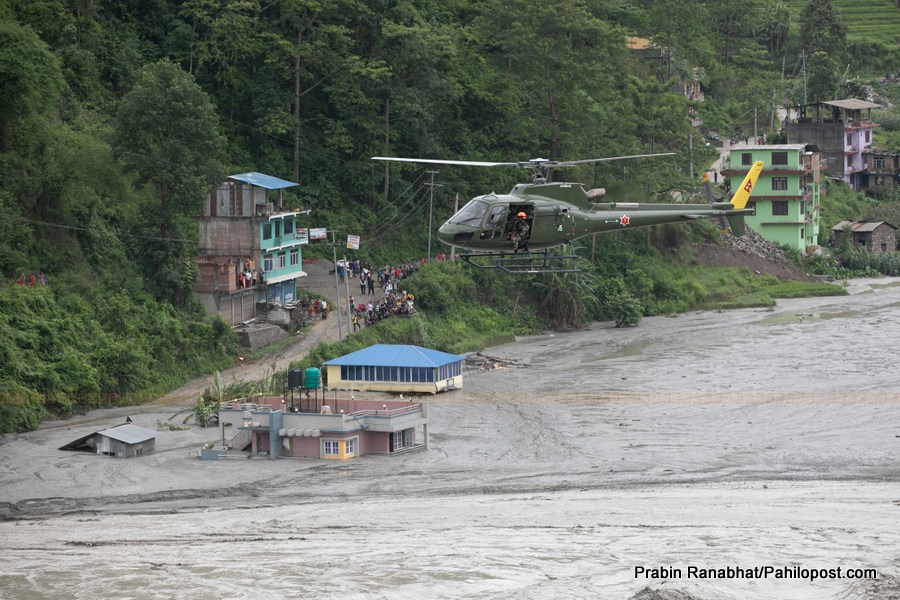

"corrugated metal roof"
[831,220,897,232]
[822,99,881,110]
[98,424,157,444]
[323,344,464,368]
[730,143,808,151]
[228,172,298,190]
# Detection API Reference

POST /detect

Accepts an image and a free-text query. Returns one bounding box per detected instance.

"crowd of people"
[346,260,421,329]
[236,258,262,289]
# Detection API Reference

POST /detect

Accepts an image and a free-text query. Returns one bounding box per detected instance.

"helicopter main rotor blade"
[555,152,676,167]
[372,152,675,169]
[371,157,519,167]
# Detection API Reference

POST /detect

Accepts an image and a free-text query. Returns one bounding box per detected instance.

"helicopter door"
[480,204,508,240]
[505,204,533,246]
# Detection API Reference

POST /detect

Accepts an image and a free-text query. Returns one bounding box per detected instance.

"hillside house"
[830,221,897,254]
[194,173,308,325]
[723,144,821,252]
[784,99,881,190]
[862,151,900,195]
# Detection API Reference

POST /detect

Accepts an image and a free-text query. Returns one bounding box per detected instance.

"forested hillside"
[0,0,896,433]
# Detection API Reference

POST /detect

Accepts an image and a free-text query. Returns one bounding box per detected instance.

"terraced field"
[783,0,900,48]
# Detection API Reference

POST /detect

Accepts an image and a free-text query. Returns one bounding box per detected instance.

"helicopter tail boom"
[729,161,765,210]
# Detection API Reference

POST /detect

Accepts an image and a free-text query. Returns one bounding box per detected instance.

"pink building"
[785,99,881,190]
[217,395,429,460]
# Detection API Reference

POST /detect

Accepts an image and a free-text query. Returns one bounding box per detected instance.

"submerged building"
[60,424,157,458]
[322,344,464,394]
[217,394,429,460]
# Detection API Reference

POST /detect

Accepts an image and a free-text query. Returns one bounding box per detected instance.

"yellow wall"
[325,365,462,394]
[322,438,357,460]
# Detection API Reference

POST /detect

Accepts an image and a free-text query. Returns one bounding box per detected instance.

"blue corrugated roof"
[228,172,298,190]
[323,344,464,368]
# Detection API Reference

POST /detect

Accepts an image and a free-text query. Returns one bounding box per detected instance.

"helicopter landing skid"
[461,248,579,274]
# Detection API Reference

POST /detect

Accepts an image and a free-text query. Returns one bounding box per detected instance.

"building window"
[290,249,299,266]
[263,255,273,272]
[846,133,853,146]
[263,223,272,240]
[772,177,788,191]
[323,440,340,456]
[391,430,414,451]
[772,201,788,216]
[865,131,871,143]
[847,156,852,168]
[746,201,756,215]
[278,252,286,269]
[874,156,886,169]
[741,153,752,166]
[345,438,356,457]
[771,152,788,166]
[284,219,294,234]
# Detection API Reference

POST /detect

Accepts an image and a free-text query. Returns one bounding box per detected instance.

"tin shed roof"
[98,424,157,444]
[228,172,298,190]
[323,344,464,368]
[831,221,897,232]
[822,99,882,110]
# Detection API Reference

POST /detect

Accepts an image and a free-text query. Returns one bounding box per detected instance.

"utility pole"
[753,107,758,143]
[801,51,807,105]
[426,170,438,262]
[343,253,352,336]
[688,131,693,179]
[329,229,343,339]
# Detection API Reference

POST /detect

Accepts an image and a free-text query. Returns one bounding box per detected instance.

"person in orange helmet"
[512,211,529,253]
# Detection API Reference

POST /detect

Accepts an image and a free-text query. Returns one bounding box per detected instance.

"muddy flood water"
[2,278,900,599]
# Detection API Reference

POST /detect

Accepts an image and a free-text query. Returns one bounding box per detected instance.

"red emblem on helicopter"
[620,215,630,226]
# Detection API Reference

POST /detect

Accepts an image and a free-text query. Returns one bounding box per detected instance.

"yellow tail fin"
[730,161,764,210]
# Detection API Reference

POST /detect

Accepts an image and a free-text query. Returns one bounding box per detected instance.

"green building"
[723,144,821,253]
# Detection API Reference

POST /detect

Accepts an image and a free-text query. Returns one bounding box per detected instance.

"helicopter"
[372,154,764,273]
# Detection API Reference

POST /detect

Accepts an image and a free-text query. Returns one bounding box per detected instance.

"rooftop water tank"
[304,367,321,389]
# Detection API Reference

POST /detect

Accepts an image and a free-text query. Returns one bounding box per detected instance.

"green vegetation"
[789,0,900,46]
[0,0,896,432]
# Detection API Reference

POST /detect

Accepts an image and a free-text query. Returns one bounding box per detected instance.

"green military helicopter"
[372,155,764,273]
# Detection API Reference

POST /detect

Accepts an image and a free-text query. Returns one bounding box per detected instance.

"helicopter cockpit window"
[449,200,488,226]
[486,205,506,228]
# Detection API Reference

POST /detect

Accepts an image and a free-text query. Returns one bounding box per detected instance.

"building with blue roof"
[323,344,464,394]
[194,172,309,325]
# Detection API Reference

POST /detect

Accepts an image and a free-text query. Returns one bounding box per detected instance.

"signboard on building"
[346,234,360,250]
[296,228,309,244]
[310,227,327,241]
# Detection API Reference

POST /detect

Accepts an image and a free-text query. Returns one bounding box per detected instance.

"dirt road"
[149,259,346,407]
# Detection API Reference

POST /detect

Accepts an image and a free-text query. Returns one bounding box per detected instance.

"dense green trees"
[112,60,226,305]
